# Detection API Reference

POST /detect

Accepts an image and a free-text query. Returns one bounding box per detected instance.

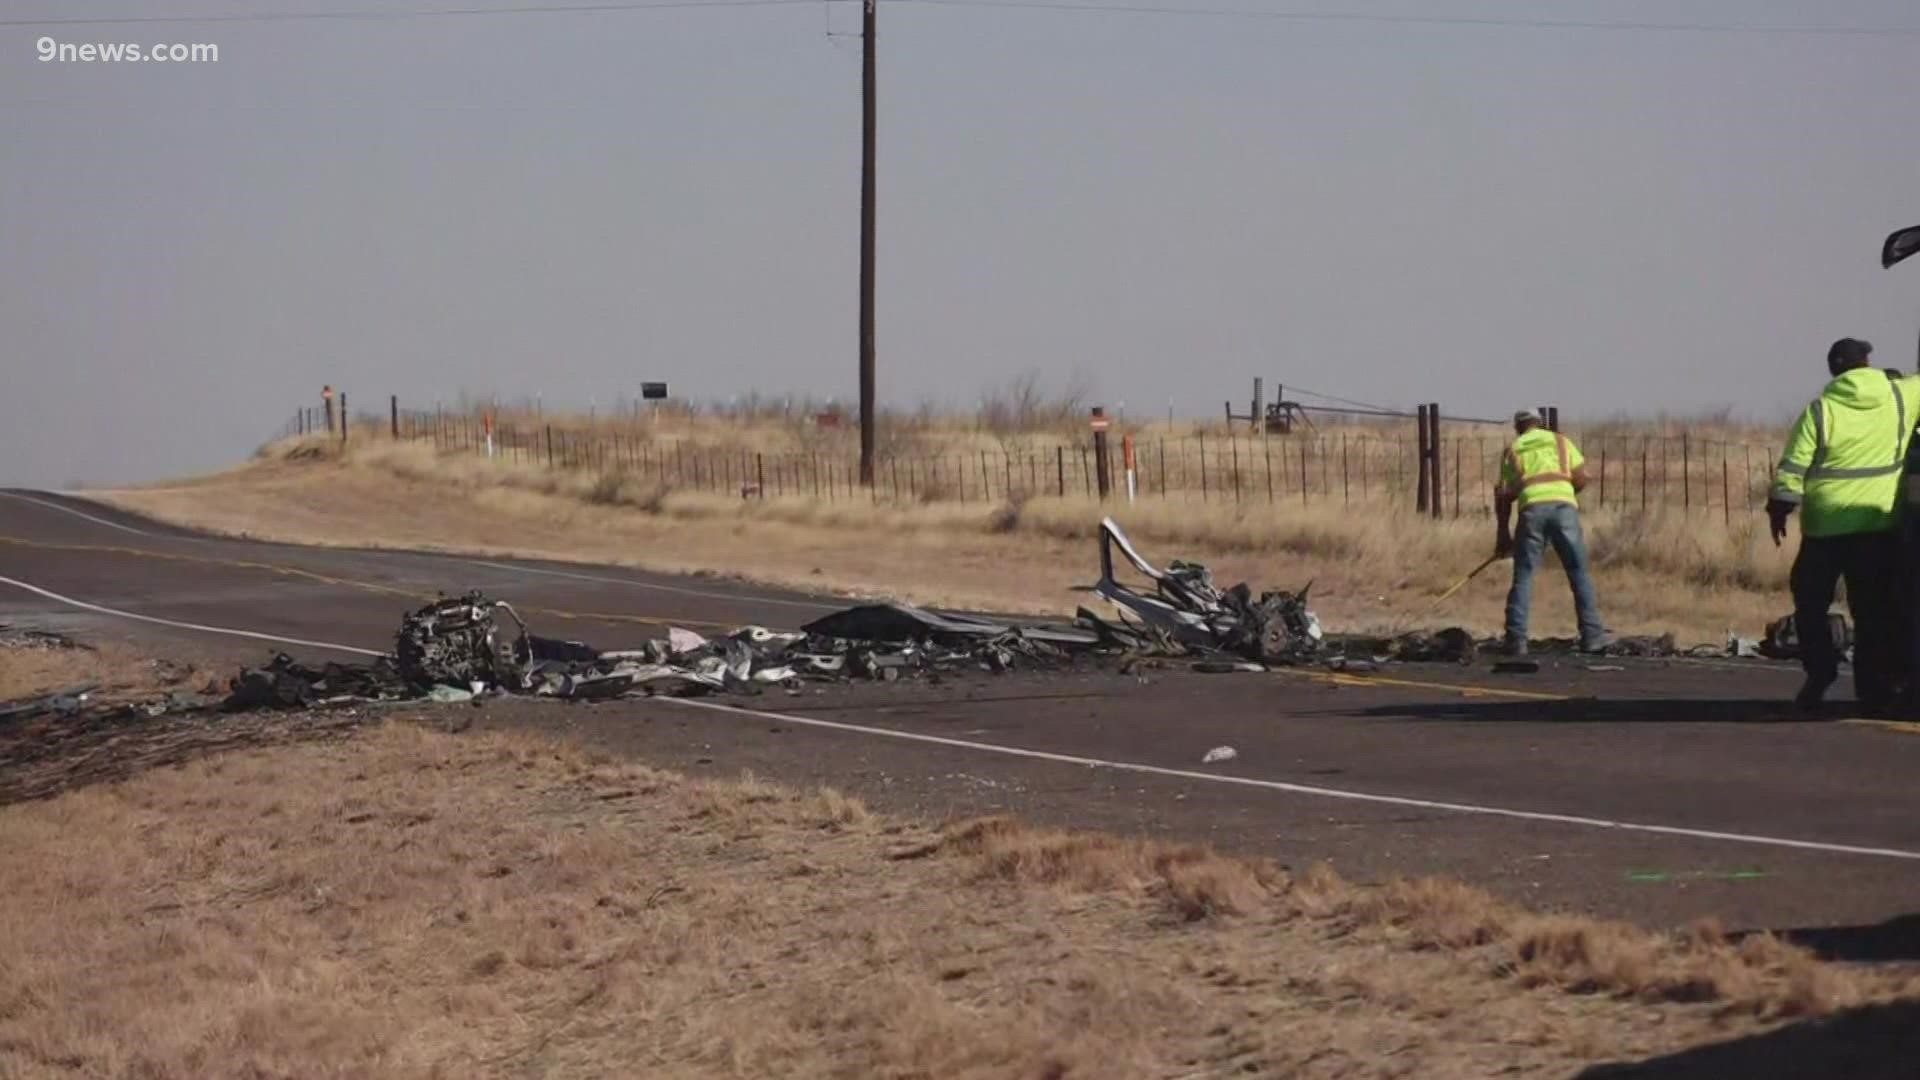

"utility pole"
[858,0,878,486]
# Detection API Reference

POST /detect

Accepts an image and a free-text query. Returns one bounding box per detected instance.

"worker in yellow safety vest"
[1768,338,1918,711]
[1494,410,1607,656]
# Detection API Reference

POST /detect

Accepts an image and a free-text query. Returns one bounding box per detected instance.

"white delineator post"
[1124,433,1137,504]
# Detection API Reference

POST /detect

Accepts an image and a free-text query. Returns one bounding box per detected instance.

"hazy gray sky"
[5,0,1920,487]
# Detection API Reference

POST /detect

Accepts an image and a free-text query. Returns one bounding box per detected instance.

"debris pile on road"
[199,525,1350,711]
[197,592,1116,710]
[225,654,406,711]
[0,523,1819,726]
[1090,518,1324,663]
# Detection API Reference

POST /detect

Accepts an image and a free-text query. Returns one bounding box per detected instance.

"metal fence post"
[1453,438,1461,516]
[1683,433,1692,510]
[1722,448,1731,526]
[1229,432,1241,502]
[1198,433,1209,501]
[1263,434,1274,502]
[1641,439,1649,511]
[340,392,348,446]
[1428,402,1443,520]
[1341,433,1350,505]
[1416,406,1431,514]
[390,395,398,439]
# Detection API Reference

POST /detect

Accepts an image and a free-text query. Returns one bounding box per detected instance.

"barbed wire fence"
[278,394,1781,526]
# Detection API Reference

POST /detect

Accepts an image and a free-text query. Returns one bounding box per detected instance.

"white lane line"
[456,558,841,611]
[663,698,1920,862]
[1,491,156,537]
[6,489,836,615]
[3,569,1913,863]
[0,575,385,657]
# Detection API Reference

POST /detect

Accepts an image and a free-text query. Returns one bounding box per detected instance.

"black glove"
[1767,499,1794,547]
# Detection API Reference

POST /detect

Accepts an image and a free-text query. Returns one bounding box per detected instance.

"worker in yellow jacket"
[1495,410,1607,655]
[1769,338,1916,710]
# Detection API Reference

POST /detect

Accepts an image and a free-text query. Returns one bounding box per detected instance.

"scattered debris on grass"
[0,625,94,654]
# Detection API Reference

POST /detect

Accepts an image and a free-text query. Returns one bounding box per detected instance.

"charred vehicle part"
[1093,517,1323,663]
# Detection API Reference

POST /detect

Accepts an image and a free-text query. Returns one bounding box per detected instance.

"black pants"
[1792,531,1904,702]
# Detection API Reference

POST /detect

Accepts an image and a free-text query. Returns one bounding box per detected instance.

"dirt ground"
[4,642,1918,1079]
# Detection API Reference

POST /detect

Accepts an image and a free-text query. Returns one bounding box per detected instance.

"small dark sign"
[641,382,668,400]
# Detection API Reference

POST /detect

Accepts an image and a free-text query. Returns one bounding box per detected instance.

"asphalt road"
[6,487,1920,953]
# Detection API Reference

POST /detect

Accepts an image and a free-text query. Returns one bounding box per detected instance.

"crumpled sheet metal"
[1092,517,1324,664]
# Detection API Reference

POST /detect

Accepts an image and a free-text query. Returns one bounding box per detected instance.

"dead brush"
[912,817,1285,919]
[909,819,1898,1017]
[987,490,1029,534]
[584,470,671,514]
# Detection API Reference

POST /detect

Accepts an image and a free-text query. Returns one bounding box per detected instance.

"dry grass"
[0,633,212,703]
[2,718,1910,1079]
[97,436,1792,643]
[376,387,1785,459]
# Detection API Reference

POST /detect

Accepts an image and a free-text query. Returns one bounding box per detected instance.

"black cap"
[1829,338,1874,367]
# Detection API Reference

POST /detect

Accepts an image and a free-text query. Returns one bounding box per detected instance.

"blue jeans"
[1505,502,1605,646]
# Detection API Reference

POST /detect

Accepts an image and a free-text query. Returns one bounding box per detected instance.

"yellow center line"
[0,535,742,632]
[1841,718,1920,736]
[1276,666,1570,702]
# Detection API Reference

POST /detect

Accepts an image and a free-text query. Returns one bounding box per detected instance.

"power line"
[902,0,1920,37]
[0,0,820,29]
[1282,383,1399,414]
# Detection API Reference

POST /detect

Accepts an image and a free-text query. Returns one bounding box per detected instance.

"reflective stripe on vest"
[1502,434,1573,499]
[1801,381,1907,482]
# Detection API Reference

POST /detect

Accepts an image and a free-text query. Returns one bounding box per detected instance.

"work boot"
[1502,636,1528,658]
[1795,670,1837,712]
[1578,634,1614,655]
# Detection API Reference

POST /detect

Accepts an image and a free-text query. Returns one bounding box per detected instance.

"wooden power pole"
[858,0,878,486]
